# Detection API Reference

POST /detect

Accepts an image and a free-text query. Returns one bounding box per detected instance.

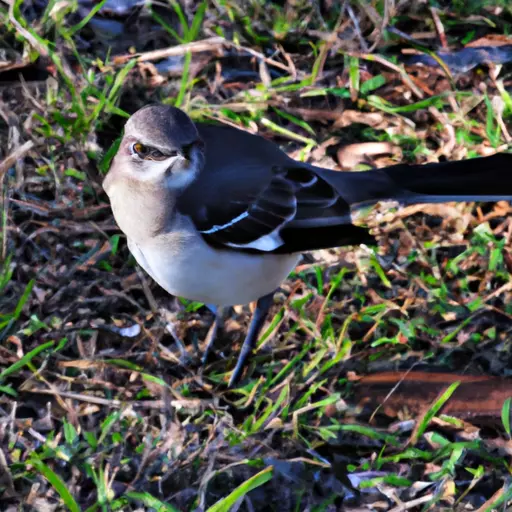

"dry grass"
[1,1,512,510]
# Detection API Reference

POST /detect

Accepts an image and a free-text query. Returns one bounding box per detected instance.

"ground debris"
[2,1,512,510]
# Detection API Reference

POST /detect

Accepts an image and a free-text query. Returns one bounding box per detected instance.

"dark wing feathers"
[176,122,512,255]
[201,175,296,246]
[177,123,376,254]
[180,163,374,253]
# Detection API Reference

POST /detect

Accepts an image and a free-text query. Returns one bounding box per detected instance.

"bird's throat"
[106,176,175,243]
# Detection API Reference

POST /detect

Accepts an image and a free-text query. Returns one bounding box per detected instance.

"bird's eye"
[131,142,150,158]
[131,143,174,161]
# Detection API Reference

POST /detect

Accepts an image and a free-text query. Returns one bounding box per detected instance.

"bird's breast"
[127,221,300,306]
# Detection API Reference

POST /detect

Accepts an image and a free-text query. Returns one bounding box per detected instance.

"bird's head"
[109,104,205,189]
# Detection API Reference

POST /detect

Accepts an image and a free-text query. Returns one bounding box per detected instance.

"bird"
[103,104,512,387]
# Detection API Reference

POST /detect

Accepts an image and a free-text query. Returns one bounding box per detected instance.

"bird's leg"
[165,321,190,362]
[229,291,275,387]
[201,304,224,364]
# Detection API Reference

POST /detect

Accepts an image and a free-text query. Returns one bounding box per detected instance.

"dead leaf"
[337,142,397,169]
[353,371,512,423]
[466,35,512,47]
[333,109,390,129]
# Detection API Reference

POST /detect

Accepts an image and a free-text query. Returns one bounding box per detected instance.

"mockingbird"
[103,104,512,386]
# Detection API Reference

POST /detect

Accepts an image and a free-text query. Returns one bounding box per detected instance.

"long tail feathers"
[334,153,512,208]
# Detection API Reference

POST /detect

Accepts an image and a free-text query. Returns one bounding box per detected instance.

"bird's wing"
[180,165,375,254]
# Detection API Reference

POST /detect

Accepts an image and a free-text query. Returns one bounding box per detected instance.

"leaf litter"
[1,1,512,510]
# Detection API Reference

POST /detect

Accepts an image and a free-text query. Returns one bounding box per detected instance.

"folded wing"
[184,165,375,254]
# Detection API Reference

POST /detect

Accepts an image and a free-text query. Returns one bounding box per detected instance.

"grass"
[1,0,512,510]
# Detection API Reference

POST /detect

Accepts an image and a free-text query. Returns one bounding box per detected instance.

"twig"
[0,448,15,496]
[25,387,167,409]
[430,7,448,49]
[228,39,294,74]
[429,106,456,157]
[368,364,420,423]
[347,3,369,52]
[113,36,294,75]
[114,37,226,64]
[311,9,346,84]
[366,0,392,53]
[277,43,297,81]
[0,140,35,180]
[388,493,436,512]
[8,2,48,57]
[348,52,424,99]
[136,266,159,313]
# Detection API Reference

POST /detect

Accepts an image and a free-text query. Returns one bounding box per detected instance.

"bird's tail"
[332,153,512,207]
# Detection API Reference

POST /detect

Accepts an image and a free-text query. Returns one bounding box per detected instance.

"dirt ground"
[2,1,512,510]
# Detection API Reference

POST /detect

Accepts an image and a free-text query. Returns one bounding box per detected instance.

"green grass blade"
[170,0,190,41]
[99,137,122,174]
[31,458,81,512]
[414,381,461,441]
[126,492,181,512]
[0,340,55,381]
[360,74,386,95]
[0,254,13,292]
[106,59,138,106]
[273,108,316,135]
[369,254,391,288]
[206,466,273,512]
[150,8,182,42]
[175,51,192,108]
[0,385,17,397]
[348,55,360,99]
[188,0,207,41]
[98,411,122,444]
[14,279,35,319]
[502,397,512,437]
[260,118,316,145]
[65,0,108,37]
